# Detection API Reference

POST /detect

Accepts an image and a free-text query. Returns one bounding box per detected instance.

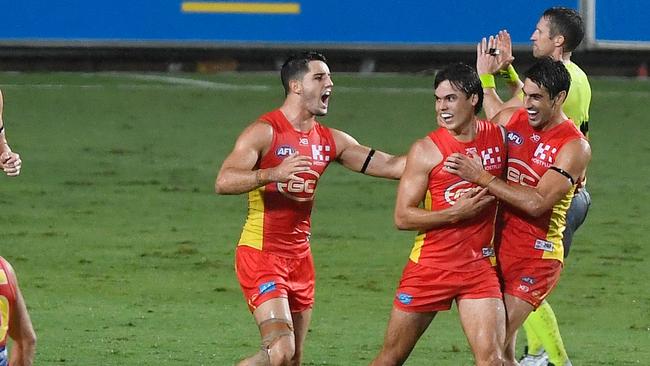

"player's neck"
[449,118,477,142]
[539,111,569,131]
[280,101,316,132]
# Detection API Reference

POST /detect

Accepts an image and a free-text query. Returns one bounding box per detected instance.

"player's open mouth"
[440,113,453,122]
[527,109,539,118]
[321,90,331,105]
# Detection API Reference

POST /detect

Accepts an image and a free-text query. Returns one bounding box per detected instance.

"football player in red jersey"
[216,51,405,366]
[477,9,592,365]
[0,256,36,366]
[370,63,507,366]
[444,58,591,366]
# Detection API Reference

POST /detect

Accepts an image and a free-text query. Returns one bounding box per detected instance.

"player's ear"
[555,90,568,105]
[470,93,479,107]
[553,34,565,48]
[289,79,302,95]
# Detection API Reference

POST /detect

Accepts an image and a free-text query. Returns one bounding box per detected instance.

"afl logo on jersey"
[444,180,476,205]
[276,145,296,157]
[277,169,320,202]
[507,132,523,145]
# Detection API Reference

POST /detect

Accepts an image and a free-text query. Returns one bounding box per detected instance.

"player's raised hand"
[476,36,503,75]
[271,152,312,182]
[0,150,21,177]
[452,187,495,221]
[495,29,515,70]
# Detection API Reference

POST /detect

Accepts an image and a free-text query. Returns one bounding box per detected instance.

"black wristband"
[360,149,376,174]
[0,125,3,134]
[549,166,575,185]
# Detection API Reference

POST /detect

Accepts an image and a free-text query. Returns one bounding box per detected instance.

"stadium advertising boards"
[2,0,647,49]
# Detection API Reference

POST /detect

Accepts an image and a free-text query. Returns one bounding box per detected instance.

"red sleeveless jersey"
[499,108,585,262]
[0,256,17,351]
[408,120,506,271]
[238,110,337,258]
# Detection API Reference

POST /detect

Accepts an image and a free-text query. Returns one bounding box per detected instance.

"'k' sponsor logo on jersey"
[481,146,503,171]
[532,143,558,166]
[311,144,331,163]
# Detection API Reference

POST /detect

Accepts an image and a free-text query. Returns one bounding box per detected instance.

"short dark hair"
[524,57,571,100]
[543,7,585,52]
[280,51,328,95]
[434,62,483,115]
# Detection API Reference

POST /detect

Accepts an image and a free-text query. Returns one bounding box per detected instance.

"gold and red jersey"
[0,256,17,356]
[409,120,506,271]
[498,108,585,262]
[238,110,337,258]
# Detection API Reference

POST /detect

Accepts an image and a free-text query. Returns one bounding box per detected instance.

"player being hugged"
[370,62,507,366]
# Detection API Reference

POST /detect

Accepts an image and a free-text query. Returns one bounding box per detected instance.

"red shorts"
[393,260,502,313]
[497,253,563,309]
[235,245,315,313]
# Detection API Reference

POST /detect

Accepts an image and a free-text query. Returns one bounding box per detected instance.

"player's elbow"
[394,210,414,231]
[214,178,226,194]
[215,174,232,195]
[24,329,37,349]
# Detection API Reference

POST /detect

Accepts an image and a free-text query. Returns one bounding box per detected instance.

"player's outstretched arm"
[394,138,494,232]
[215,121,312,195]
[444,138,591,217]
[4,259,37,366]
[331,129,405,179]
[0,90,22,177]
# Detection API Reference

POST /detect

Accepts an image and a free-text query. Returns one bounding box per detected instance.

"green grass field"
[1,71,649,365]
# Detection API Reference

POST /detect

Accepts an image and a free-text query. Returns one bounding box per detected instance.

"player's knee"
[472,338,504,366]
[473,344,503,366]
[482,353,504,366]
[259,318,295,366]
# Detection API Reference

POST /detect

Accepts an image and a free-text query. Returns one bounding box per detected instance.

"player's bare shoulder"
[407,137,442,172]
[234,119,275,155]
[328,128,359,159]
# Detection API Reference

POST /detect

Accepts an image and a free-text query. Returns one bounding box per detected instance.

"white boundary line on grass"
[1,73,649,97]
[120,73,272,91]
[118,73,435,94]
